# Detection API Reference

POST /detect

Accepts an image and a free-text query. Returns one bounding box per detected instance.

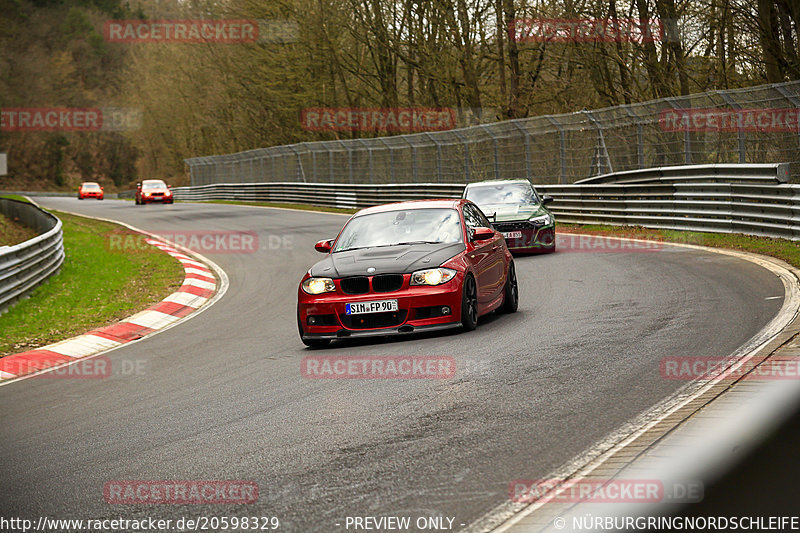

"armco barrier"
[170,164,800,241]
[573,162,790,185]
[0,199,65,312]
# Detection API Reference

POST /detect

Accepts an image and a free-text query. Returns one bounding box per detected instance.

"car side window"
[473,206,493,228]
[462,204,481,230]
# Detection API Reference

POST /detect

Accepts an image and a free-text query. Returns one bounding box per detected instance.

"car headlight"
[529,213,552,225]
[302,277,336,295]
[410,268,456,286]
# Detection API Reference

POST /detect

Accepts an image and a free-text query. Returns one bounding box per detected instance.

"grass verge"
[558,224,800,269]
[0,210,186,356]
[0,194,32,203]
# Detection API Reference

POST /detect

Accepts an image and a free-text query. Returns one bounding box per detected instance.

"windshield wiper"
[336,241,444,252]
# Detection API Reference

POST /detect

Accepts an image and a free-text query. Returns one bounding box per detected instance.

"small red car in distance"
[77,182,104,200]
[297,199,519,347]
[135,179,173,205]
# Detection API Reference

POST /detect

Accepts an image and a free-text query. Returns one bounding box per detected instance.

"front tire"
[499,261,519,313]
[460,274,478,331]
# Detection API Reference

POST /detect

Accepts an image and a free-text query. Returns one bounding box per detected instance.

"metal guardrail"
[0,199,65,312]
[171,164,800,241]
[185,80,800,185]
[172,182,466,209]
[573,162,790,185]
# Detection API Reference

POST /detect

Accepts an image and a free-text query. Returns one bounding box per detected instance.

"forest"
[0,0,798,189]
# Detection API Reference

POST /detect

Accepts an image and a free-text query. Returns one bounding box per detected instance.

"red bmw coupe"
[297,199,519,347]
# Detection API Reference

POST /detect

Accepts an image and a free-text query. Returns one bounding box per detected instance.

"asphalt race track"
[0,198,785,531]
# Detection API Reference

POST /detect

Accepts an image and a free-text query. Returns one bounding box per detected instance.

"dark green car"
[462,179,556,253]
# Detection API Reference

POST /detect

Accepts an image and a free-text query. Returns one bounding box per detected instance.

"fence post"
[402,137,418,182]
[666,98,692,164]
[545,115,568,184]
[480,125,501,179]
[582,109,613,175]
[510,120,532,177]
[718,91,746,164]
[621,106,645,169]
[358,139,373,183]
[288,144,305,182]
[453,130,470,183]
[423,132,443,182]
[378,138,393,183]
[774,84,800,155]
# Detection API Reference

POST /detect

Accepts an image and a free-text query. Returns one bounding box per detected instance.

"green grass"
[0,211,186,356]
[199,199,357,215]
[559,224,800,269]
[0,194,31,203]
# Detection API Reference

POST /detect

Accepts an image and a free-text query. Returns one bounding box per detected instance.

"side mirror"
[314,239,332,253]
[101,187,104,190]
[542,195,554,205]
[472,227,495,241]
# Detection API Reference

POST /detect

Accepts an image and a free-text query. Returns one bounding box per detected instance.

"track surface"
[0,198,785,531]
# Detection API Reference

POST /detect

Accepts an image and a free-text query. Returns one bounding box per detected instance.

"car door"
[463,203,506,305]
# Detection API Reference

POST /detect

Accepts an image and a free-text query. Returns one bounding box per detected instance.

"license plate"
[345,300,398,315]
[502,231,523,239]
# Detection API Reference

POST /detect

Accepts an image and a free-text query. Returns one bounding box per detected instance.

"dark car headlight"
[410,268,456,286]
[301,277,336,295]
[529,213,553,225]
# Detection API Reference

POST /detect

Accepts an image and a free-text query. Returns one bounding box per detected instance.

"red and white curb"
[0,231,228,382]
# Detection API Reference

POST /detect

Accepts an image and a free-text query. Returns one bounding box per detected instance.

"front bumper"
[495,222,555,252]
[141,195,173,203]
[298,275,464,339]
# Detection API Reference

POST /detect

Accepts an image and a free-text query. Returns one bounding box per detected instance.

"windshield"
[142,181,167,189]
[333,208,463,252]
[82,183,100,190]
[465,183,538,205]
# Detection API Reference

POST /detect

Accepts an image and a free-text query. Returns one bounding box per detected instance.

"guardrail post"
[545,115,568,184]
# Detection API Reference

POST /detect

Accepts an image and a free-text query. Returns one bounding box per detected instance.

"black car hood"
[310,242,466,278]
